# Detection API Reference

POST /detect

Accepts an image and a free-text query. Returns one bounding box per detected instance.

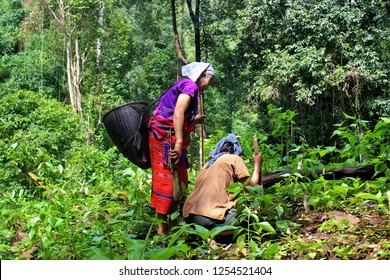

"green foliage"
[332,114,390,167]
[0,46,64,98]
[0,0,25,56]
[0,90,84,189]
[0,114,389,260]
[234,0,389,145]
[0,0,389,261]
[2,0,388,147]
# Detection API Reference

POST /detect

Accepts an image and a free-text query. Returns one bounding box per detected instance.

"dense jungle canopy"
[0,0,389,260]
[1,0,389,145]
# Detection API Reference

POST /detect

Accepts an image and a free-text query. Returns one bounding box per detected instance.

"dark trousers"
[188,208,239,230]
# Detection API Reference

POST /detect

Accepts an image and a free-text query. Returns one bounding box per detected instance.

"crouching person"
[182,134,263,234]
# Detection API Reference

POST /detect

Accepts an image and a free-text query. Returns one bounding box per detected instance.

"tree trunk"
[173,0,204,166]
[72,36,83,117]
[186,0,203,166]
[171,0,189,65]
[186,0,201,61]
[96,1,104,69]
[262,165,382,188]
[65,34,74,110]
[50,0,87,118]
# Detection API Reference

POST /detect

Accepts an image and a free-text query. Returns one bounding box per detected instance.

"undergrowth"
[0,114,389,260]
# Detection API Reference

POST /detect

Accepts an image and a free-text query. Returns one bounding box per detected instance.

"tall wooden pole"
[199,92,205,167]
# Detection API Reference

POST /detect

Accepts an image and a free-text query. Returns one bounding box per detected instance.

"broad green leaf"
[148,244,189,260]
[83,247,110,260]
[210,226,237,239]
[193,224,210,240]
[27,216,40,228]
[28,229,37,240]
[126,239,146,260]
[54,219,64,228]
[275,205,284,217]
[58,164,64,174]
[256,222,276,234]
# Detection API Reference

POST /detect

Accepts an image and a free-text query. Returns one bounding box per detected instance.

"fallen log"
[262,165,383,188]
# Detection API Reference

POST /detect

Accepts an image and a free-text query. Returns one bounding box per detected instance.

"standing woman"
[149,62,215,235]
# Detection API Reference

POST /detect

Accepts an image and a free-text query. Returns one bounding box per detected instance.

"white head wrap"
[181,62,215,82]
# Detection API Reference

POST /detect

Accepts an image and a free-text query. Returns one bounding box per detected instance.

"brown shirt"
[182,154,250,221]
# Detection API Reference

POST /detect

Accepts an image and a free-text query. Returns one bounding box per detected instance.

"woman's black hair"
[219,142,234,154]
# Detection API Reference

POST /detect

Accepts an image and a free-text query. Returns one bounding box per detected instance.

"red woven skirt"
[149,134,188,214]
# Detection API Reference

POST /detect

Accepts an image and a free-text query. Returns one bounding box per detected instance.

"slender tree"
[48,0,102,117]
[171,0,189,65]
[186,0,201,62]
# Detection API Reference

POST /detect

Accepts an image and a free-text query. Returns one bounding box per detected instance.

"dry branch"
[27,172,43,186]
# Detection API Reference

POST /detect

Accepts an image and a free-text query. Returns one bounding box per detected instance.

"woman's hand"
[253,153,263,168]
[194,113,206,124]
[170,141,183,165]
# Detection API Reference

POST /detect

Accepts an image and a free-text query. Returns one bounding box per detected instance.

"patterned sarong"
[149,134,188,214]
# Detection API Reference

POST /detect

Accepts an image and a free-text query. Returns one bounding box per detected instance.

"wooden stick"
[199,93,205,167]
[253,135,259,155]
[169,129,180,201]
[253,135,263,187]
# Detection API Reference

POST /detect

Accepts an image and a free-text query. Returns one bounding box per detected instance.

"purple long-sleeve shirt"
[150,78,200,143]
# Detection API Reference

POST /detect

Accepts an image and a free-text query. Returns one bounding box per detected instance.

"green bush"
[0,90,84,189]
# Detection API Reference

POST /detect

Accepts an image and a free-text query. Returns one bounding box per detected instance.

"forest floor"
[204,206,390,260]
